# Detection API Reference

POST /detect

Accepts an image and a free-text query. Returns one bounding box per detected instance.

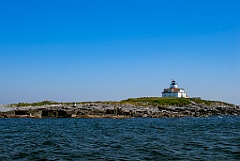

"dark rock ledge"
[1,102,239,118]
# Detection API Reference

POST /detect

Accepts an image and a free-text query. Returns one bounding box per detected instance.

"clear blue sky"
[0,0,239,105]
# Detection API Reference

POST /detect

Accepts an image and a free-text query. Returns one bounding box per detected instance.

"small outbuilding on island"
[162,80,189,98]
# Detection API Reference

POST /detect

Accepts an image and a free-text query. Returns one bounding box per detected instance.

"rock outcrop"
[0,102,239,118]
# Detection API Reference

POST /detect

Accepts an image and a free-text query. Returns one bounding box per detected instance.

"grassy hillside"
[120,97,234,107]
[10,97,234,107]
[11,101,59,107]
[121,97,190,106]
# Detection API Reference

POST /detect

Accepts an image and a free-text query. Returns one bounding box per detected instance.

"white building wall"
[179,89,184,92]
[182,93,186,98]
[162,93,167,97]
[162,93,178,98]
[162,92,187,98]
[173,93,178,97]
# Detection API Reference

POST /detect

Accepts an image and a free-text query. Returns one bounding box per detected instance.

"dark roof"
[171,80,177,85]
[162,88,184,93]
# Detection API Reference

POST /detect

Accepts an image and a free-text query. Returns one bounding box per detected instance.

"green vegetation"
[9,97,234,107]
[10,100,120,107]
[120,97,234,107]
[121,97,191,107]
[189,98,234,106]
[11,100,59,107]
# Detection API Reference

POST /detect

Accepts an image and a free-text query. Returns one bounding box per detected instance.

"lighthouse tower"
[162,80,188,98]
[170,80,177,88]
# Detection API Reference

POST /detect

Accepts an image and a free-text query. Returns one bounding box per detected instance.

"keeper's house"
[162,80,189,98]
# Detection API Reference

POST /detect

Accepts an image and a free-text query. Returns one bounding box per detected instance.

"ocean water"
[0,116,239,161]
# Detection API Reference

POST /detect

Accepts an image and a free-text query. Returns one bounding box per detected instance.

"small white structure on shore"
[162,80,189,98]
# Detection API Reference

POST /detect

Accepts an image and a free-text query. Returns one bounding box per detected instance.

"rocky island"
[0,97,239,118]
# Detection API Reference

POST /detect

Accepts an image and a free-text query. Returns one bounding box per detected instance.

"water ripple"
[0,116,239,160]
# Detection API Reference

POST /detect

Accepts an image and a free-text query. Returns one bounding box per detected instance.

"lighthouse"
[162,80,188,98]
[170,80,177,88]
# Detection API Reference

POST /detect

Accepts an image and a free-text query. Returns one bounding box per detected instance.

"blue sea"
[0,116,239,161]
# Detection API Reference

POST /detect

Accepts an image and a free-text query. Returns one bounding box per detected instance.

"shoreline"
[1,101,239,119]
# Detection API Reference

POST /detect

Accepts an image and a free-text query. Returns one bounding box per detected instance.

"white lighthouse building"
[162,80,188,98]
